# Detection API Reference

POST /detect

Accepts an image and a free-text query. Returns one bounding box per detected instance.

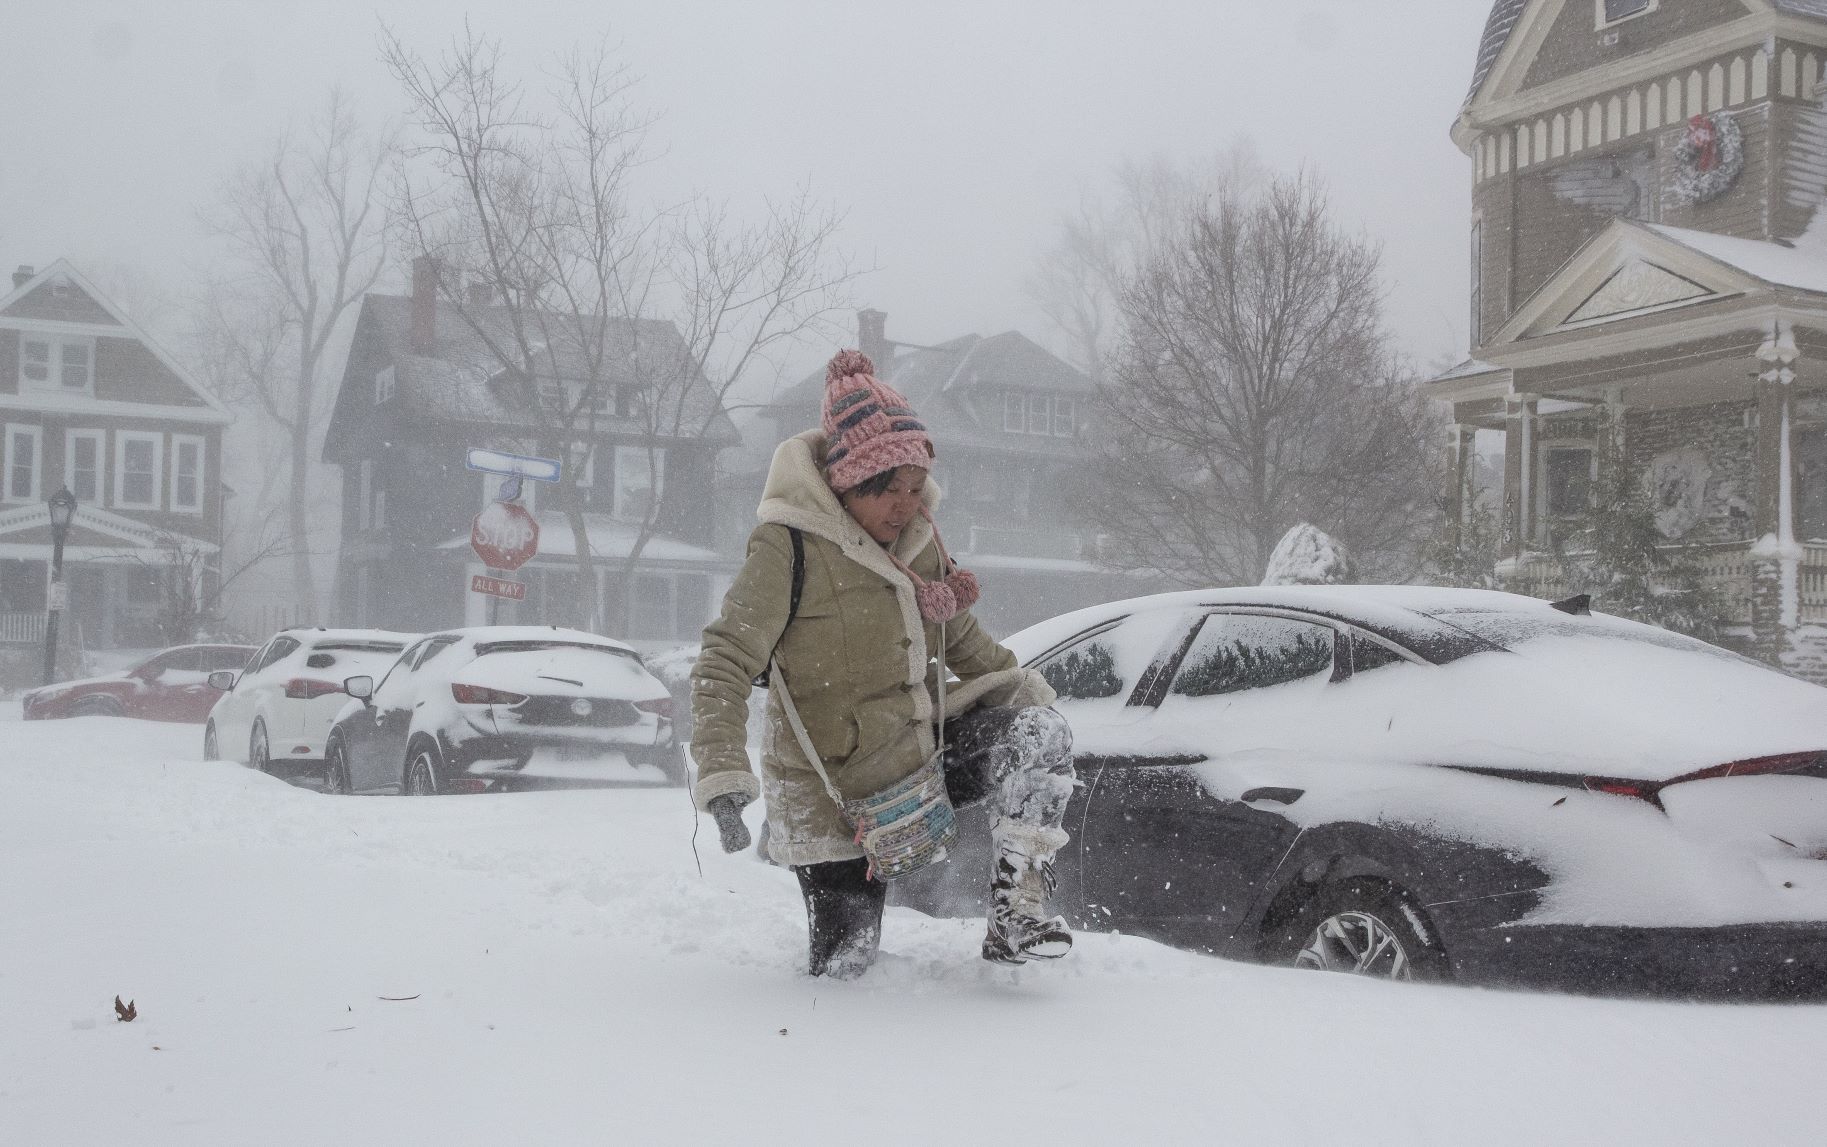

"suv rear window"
[1427,609,1742,662]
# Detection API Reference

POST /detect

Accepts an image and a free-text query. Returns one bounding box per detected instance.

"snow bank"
[4,711,1827,1144]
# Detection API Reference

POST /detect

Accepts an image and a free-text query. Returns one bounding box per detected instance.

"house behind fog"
[742,311,1146,637]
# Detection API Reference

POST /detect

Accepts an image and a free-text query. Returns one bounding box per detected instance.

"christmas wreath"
[1671,111,1743,205]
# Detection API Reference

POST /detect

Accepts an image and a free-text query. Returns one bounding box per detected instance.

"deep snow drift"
[4,713,1825,1145]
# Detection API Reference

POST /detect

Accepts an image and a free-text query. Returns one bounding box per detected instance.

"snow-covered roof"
[430,625,637,654]
[1644,224,1827,297]
[277,628,418,648]
[1429,357,1505,384]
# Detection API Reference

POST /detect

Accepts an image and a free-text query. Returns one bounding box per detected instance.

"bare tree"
[1089,171,1440,587]
[380,25,855,632]
[199,91,392,621]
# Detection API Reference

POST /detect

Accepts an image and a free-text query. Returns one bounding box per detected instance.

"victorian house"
[0,261,229,651]
[1430,0,1827,672]
[323,258,739,645]
[753,310,1144,635]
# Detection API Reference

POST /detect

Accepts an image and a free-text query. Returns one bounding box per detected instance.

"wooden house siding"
[93,338,208,407]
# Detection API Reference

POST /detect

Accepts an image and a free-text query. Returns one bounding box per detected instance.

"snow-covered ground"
[4,713,1825,1145]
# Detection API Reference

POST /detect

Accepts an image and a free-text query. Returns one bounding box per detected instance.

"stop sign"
[470,500,540,571]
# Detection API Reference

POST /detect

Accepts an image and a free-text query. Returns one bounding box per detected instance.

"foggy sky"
[1,1,1491,380]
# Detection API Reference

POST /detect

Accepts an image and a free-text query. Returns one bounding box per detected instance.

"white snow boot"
[983,821,1073,965]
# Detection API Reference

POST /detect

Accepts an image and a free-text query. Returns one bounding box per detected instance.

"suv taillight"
[451,683,528,706]
[284,678,342,700]
[1584,752,1827,807]
[634,696,674,719]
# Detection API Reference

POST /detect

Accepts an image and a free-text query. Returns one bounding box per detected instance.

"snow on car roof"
[280,627,418,648]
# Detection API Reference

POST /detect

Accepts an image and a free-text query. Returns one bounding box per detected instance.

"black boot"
[795,858,886,979]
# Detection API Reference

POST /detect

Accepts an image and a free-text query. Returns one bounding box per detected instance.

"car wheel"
[321,740,352,796]
[73,696,123,718]
[1291,879,1449,983]
[404,745,441,795]
[203,722,219,761]
[249,721,272,775]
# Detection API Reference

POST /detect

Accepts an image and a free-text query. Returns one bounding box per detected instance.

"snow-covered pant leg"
[942,706,1077,963]
[794,857,885,980]
[941,704,1076,829]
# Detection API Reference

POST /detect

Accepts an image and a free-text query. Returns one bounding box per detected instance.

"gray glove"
[707,793,752,854]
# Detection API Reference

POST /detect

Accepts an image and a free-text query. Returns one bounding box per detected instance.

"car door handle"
[1242,786,1304,806]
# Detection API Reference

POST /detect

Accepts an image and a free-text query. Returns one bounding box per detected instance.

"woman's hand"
[707,793,753,853]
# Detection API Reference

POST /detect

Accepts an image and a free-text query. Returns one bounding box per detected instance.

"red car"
[21,644,257,723]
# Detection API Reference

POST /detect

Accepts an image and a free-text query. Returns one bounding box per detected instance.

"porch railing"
[1512,543,1827,626]
[0,612,46,645]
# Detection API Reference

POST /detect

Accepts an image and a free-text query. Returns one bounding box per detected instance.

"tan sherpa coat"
[691,430,1055,866]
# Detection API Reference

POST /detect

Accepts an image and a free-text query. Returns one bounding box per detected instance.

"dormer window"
[19,335,93,393]
[1002,391,1077,438]
[1596,0,1654,29]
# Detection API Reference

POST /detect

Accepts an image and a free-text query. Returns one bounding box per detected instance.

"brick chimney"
[12,265,34,289]
[857,309,889,373]
[411,256,441,353]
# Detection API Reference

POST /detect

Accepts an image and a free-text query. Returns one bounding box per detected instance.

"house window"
[115,432,163,509]
[1543,447,1595,516]
[1003,393,1026,433]
[1596,0,1655,28]
[18,336,93,392]
[613,445,664,522]
[1052,398,1076,437]
[171,435,205,514]
[375,364,396,405]
[5,424,42,503]
[1027,394,1051,435]
[1470,220,1483,348]
[65,430,103,502]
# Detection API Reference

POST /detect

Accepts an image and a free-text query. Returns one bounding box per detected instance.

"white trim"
[374,364,396,405]
[3,423,42,504]
[0,500,215,551]
[170,434,205,514]
[17,332,95,395]
[1595,0,1657,32]
[0,392,229,425]
[358,459,374,531]
[63,428,104,503]
[113,430,163,510]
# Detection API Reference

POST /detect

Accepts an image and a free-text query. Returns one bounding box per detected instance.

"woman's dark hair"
[848,468,899,498]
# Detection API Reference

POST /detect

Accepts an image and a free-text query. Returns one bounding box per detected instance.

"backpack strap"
[752,526,804,688]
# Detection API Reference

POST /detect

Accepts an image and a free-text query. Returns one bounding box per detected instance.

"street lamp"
[42,486,76,686]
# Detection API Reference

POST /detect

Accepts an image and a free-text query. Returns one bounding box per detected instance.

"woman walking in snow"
[690,349,1077,979]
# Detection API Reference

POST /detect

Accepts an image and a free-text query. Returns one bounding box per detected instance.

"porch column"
[1444,422,1477,549]
[1750,319,1801,664]
[1596,386,1628,495]
[1499,393,1538,576]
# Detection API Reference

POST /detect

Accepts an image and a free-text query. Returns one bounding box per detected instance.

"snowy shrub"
[1261,523,1354,586]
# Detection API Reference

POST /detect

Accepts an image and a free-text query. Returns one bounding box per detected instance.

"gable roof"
[1463,0,1827,113]
[1485,217,1825,349]
[326,293,738,458]
[771,330,1093,457]
[0,260,231,423]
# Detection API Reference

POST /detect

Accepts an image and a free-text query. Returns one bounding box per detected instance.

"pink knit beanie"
[821,349,934,494]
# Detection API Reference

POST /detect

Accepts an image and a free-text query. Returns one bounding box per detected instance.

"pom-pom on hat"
[821,349,934,494]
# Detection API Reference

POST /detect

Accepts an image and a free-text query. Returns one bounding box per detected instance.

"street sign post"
[470,500,540,571]
[470,573,527,601]
[465,448,562,483]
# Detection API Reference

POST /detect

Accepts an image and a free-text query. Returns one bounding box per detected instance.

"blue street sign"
[465,448,562,483]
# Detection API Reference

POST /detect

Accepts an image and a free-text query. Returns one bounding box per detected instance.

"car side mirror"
[207,670,235,691]
[344,675,375,702]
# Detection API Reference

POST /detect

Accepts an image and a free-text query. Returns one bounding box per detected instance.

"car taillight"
[1583,752,1827,808]
[451,683,528,706]
[284,678,343,700]
[634,696,674,719]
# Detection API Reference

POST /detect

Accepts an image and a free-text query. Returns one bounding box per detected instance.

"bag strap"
[751,527,805,689]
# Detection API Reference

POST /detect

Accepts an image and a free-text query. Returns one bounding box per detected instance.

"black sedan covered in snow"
[893,586,1827,998]
[322,626,683,794]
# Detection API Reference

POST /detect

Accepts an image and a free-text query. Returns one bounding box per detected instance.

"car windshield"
[472,640,640,664]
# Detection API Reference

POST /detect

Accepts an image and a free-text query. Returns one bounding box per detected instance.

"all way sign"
[470,573,527,601]
[466,448,562,483]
